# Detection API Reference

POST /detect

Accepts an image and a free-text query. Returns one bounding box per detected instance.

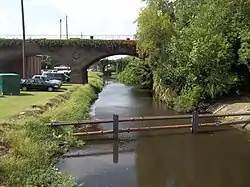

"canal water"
[59,81,250,187]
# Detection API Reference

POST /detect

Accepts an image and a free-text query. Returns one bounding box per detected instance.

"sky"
[0,0,144,59]
[0,0,144,39]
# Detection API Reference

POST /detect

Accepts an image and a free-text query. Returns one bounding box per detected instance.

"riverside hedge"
[0,72,103,187]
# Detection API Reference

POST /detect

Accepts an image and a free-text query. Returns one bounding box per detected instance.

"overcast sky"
[0,0,144,38]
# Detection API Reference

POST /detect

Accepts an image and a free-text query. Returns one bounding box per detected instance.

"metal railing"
[50,111,250,139]
[0,34,136,40]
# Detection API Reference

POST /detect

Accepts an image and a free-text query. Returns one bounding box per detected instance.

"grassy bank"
[0,72,103,187]
[0,85,77,120]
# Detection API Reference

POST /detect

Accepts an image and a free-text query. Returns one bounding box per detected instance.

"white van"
[54,66,71,74]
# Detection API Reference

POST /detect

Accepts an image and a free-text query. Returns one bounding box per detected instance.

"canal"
[59,81,250,187]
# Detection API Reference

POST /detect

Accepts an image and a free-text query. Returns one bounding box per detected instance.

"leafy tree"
[133,0,250,112]
[40,55,52,69]
[117,57,153,89]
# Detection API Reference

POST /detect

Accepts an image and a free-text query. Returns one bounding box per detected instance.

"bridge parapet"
[0,38,137,53]
[0,35,136,40]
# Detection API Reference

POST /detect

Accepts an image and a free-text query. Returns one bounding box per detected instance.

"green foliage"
[239,29,250,65]
[112,57,131,73]
[117,57,153,89]
[136,0,250,112]
[0,73,103,187]
[173,86,202,112]
[0,39,137,51]
[40,55,53,69]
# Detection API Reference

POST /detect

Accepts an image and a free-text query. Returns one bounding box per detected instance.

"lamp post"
[21,0,26,78]
[60,19,62,39]
[60,15,69,39]
[66,15,68,40]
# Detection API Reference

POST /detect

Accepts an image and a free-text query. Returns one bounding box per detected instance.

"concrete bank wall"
[207,97,250,131]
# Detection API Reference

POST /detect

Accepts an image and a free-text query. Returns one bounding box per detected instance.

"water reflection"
[59,82,250,187]
[113,140,119,163]
[135,130,250,187]
[60,129,250,187]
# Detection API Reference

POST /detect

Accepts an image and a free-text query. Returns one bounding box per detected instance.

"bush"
[117,57,153,89]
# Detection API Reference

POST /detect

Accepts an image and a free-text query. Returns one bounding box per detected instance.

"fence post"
[192,110,199,134]
[113,114,119,140]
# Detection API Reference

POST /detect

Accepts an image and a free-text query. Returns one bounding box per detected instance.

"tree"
[134,0,250,112]
[40,55,52,69]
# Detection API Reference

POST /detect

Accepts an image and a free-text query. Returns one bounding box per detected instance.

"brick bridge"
[0,38,137,84]
[90,59,116,72]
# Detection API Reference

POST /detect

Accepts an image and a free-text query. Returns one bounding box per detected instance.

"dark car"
[20,79,60,92]
[43,73,70,82]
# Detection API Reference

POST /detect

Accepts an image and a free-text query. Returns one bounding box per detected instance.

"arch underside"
[84,52,138,69]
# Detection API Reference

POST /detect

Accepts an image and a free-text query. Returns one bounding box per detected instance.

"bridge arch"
[76,52,139,84]
[83,52,138,69]
[0,39,138,83]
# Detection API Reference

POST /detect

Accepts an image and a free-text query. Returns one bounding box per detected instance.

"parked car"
[46,69,58,73]
[20,79,26,83]
[32,75,62,87]
[20,79,60,92]
[42,72,69,82]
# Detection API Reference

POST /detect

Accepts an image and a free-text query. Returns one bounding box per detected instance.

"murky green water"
[59,82,250,187]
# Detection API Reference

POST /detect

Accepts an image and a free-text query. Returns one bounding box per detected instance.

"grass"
[0,85,76,120]
[0,72,103,187]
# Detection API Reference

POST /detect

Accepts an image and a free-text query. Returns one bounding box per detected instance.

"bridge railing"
[0,35,136,40]
[50,111,250,139]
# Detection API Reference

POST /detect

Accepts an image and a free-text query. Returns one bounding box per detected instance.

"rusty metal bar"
[50,112,250,127]
[198,112,250,118]
[116,115,192,122]
[50,115,192,127]
[72,120,250,137]
[73,129,113,136]
[50,119,113,127]
[199,120,250,128]
[72,124,193,136]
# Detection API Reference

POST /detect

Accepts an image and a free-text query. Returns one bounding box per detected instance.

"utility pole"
[60,19,62,39]
[21,0,26,78]
[66,15,68,40]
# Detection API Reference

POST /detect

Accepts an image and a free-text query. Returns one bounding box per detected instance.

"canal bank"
[59,81,250,187]
[0,72,103,187]
[153,72,250,130]
[207,96,250,131]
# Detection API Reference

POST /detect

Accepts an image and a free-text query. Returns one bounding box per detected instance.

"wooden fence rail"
[50,111,250,139]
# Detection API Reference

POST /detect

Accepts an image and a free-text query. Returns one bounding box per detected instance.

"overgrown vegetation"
[0,38,136,51]
[130,0,250,112]
[0,72,103,187]
[117,56,153,89]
